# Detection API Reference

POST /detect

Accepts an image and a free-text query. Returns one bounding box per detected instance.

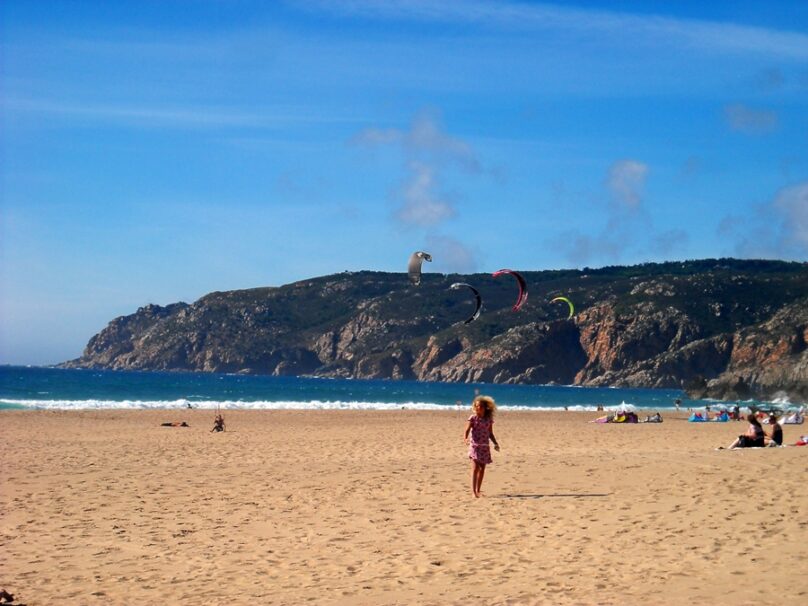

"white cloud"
[352,127,402,146]
[724,103,779,134]
[607,160,648,209]
[395,162,456,227]
[774,182,808,250]
[552,158,691,265]
[4,97,361,130]
[354,111,483,228]
[719,181,808,259]
[353,111,481,172]
[424,234,479,274]
[407,114,481,173]
[299,0,808,60]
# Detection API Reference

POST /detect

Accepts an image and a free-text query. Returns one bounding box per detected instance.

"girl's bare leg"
[475,464,486,496]
[470,460,479,496]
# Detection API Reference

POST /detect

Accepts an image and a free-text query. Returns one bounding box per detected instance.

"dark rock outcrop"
[61,259,808,403]
[694,301,808,402]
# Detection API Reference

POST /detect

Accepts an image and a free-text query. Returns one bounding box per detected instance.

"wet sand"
[1,409,806,605]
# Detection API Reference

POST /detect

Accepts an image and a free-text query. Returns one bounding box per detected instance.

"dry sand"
[1,409,806,605]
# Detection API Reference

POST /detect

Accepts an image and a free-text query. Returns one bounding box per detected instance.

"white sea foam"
[0,398,651,412]
[0,398,464,411]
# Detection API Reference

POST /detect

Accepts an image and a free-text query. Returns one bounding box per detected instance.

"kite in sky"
[551,296,575,319]
[449,282,482,324]
[408,251,432,286]
[492,269,528,311]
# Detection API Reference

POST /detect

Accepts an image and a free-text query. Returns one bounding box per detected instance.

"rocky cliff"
[61,259,808,403]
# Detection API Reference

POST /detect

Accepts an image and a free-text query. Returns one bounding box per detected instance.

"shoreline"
[1,402,802,413]
[2,409,806,605]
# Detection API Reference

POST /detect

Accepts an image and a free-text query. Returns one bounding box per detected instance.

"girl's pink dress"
[468,415,494,465]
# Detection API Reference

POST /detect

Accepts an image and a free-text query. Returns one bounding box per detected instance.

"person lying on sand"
[783,411,804,424]
[161,421,189,427]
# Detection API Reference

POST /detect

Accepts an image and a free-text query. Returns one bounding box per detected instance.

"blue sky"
[2,0,807,365]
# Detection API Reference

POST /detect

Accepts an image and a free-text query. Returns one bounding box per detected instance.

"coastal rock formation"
[61,259,808,403]
[413,321,587,385]
[690,301,808,402]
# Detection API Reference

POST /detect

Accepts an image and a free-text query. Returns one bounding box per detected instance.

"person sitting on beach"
[725,414,765,449]
[463,395,500,498]
[766,414,783,447]
[211,414,225,433]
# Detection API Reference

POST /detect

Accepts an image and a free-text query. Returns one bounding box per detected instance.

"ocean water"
[0,365,710,411]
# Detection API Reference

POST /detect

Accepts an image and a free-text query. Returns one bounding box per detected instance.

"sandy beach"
[1,409,806,605]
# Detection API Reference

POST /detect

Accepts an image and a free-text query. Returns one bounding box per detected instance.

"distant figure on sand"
[463,395,500,498]
[211,413,225,432]
[725,414,765,449]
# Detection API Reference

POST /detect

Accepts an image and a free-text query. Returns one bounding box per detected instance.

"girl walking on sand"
[463,395,500,497]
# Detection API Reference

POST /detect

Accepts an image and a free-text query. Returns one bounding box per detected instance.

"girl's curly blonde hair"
[472,395,496,419]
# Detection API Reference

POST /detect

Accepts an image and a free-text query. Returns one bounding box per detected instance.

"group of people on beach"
[723,413,783,449]
[687,403,745,422]
[590,409,662,423]
[461,395,802,496]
